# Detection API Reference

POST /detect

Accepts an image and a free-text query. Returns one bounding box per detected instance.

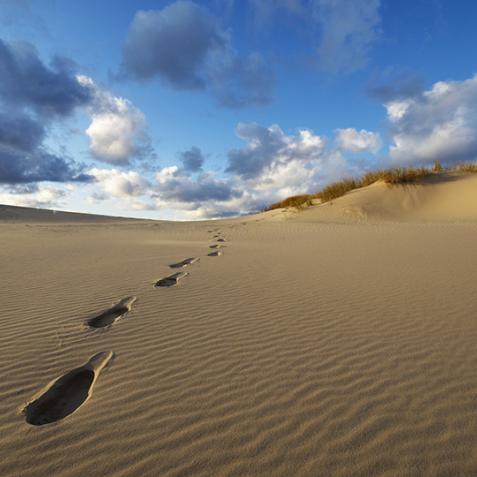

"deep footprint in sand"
[209,244,225,249]
[23,351,113,426]
[208,250,223,257]
[216,238,226,242]
[86,296,136,329]
[155,271,189,287]
[169,257,199,269]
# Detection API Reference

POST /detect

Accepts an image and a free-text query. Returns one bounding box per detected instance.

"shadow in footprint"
[23,351,113,426]
[86,296,136,329]
[208,250,223,257]
[155,271,189,287]
[216,238,226,242]
[209,244,225,249]
[169,257,199,269]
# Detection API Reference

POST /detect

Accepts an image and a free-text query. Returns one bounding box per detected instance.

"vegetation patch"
[264,162,477,211]
[265,194,316,211]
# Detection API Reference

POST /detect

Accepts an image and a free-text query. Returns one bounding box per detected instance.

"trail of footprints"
[22,229,228,425]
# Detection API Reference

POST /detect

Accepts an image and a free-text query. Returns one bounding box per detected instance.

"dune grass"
[265,162,477,211]
[456,162,477,172]
[265,194,316,211]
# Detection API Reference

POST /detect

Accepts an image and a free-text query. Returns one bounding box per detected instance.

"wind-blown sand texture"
[2,173,477,476]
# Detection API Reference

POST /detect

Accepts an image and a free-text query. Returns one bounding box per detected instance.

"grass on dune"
[265,194,315,211]
[455,162,477,172]
[264,161,477,211]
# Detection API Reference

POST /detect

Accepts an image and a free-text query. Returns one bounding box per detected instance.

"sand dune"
[2,174,477,475]
[0,204,143,223]
[300,172,477,223]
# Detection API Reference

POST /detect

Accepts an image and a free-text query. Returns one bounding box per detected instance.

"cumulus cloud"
[386,74,477,165]
[88,163,242,216]
[0,184,68,208]
[89,168,150,197]
[84,119,383,219]
[0,42,152,185]
[88,168,153,210]
[226,123,325,179]
[0,38,92,185]
[121,2,224,88]
[155,166,241,204]
[0,109,89,184]
[179,146,204,172]
[0,145,89,184]
[120,1,273,107]
[0,111,44,152]
[0,39,91,117]
[78,75,152,165]
[336,128,381,153]
[225,123,361,212]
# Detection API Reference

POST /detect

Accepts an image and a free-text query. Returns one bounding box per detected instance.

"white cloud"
[387,74,477,165]
[80,118,384,219]
[0,184,68,209]
[77,75,151,165]
[225,123,360,213]
[81,70,477,219]
[336,128,381,153]
[226,123,326,179]
[89,168,150,197]
[88,167,153,210]
[385,100,411,122]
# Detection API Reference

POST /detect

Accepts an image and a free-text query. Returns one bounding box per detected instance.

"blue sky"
[1,0,477,219]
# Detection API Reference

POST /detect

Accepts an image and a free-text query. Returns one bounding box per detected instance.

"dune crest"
[294,173,477,222]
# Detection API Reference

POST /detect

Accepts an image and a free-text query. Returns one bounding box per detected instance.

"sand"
[1,173,477,476]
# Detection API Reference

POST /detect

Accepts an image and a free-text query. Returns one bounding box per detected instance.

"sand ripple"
[1,221,477,475]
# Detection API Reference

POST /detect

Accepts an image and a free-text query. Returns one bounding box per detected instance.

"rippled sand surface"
[2,195,477,476]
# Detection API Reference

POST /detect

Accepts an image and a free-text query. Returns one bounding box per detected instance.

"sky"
[0,0,477,220]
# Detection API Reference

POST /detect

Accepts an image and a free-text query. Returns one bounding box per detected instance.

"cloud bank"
[0,37,152,210]
[87,69,477,219]
[90,124,362,219]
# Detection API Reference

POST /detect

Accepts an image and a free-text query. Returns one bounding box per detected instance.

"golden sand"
[2,174,477,476]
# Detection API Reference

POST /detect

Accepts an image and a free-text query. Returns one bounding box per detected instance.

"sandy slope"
[294,172,477,223]
[1,174,477,476]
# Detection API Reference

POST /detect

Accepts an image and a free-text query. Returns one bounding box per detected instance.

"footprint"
[208,250,223,257]
[155,271,189,287]
[23,351,113,426]
[169,257,199,269]
[86,296,136,329]
[209,244,225,249]
[216,238,226,242]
